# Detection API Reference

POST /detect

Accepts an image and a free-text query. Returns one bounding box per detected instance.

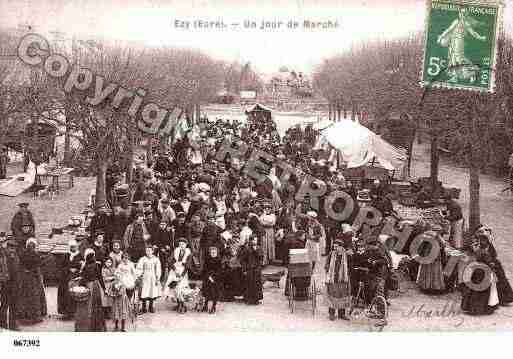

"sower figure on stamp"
[437,7,486,83]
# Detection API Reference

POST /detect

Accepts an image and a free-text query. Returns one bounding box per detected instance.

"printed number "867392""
[13,339,40,347]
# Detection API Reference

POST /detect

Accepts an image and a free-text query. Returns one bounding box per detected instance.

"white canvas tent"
[316,120,407,171]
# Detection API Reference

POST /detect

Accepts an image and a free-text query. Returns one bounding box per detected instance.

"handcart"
[287,249,317,316]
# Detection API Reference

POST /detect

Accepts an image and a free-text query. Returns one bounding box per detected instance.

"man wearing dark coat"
[0,239,20,330]
[151,221,172,278]
[201,213,224,269]
[123,211,150,262]
[239,236,264,305]
[10,202,35,250]
[170,213,188,246]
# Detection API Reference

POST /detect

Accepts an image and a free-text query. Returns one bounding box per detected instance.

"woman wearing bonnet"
[17,237,47,323]
[75,248,106,331]
[57,239,83,319]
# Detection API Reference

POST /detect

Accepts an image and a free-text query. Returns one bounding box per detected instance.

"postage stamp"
[421,0,504,92]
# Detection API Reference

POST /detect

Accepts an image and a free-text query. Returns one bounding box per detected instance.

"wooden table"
[35,167,74,191]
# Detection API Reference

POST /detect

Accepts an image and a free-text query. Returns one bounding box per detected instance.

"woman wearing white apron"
[164,239,193,313]
[304,211,325,272]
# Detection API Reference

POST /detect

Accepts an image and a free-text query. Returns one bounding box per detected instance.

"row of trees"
[313,32,513,231]
[0,29,226,208]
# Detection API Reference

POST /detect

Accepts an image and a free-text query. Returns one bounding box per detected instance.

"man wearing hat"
[158,197,176,225]
[170,212,188,245]
[123,210,150,262]
[200,211,224,270]
[0,237,20,330]
[10,202,35,250]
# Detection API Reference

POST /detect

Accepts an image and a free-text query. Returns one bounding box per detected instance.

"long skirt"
[461,273,499,315]
[223,266,245,299]
[57,276,76,317]
[261,228,275,265]
[449,219,464,249]
[244,268,263,304]
[326,282,351,309]
[417,255,445,291]
[490,260,513,305]
[17,270,47,321]
[112,288,132,321]
[75,280,106,332]
[306,239,320,264]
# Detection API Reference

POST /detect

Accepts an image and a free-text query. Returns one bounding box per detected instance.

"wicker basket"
[69,286,91,302]
[69,277,91,302]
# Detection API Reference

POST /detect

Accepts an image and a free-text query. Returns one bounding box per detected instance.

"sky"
[0,0,512,74]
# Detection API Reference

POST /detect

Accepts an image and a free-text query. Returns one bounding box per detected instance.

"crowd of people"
[1,114,513,331]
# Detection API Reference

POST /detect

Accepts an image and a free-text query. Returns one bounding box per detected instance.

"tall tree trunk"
[343,106,347,120]
[469,146,481,232]
[195,103,201,124]
[95,159,108,210]
[125,134,134,184]
[406,128,417,178]
[328,103,332,121]
[468,111,481,232]
[430,131,439,193]
[63,115,71,166]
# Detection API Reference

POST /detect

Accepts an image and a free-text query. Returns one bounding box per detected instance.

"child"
[136,245,161,313]
[202,246,222,313]
[164,238,192,313]
[112,254,135,332]
[109,240,123,268]
[101,258,116,318]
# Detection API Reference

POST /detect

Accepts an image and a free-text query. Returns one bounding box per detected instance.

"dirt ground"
[2,137,513,332]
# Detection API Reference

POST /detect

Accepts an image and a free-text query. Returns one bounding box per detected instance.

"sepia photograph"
[1,0,513,354]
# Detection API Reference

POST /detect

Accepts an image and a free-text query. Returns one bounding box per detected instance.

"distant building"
[260,68,313,101]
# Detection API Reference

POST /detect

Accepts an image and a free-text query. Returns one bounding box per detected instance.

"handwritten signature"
[402,301,465,327]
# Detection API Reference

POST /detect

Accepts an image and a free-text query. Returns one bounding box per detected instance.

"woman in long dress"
[462,230,513,314]
[304,211,325,271]
[17,238,47,323]
[101,257,116,318]
[325,233,353,321]
[260,203,276,266]
[461,234,500,315]
[416,231,446,293]
[75,249,106,332]
[136,245,161,313]
[57,239,82,319]
[239,236,263,305]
